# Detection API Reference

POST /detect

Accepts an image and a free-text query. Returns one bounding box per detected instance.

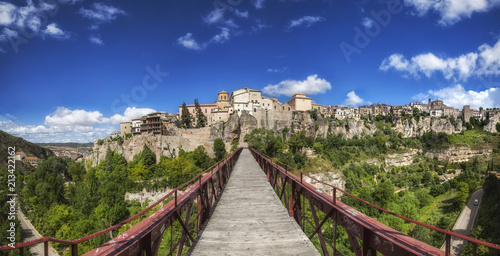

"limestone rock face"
[209,121,224,141]
[86,112,487,168]
[85,128,214,166]
[425,147,492,163]
[484,114,499,133]
[385,150,419,167]
[224,112,240,142]
[330,119,377,139]
[290,111,316,137]
[315,115,329,138]
[239,111,258,142]
[303,173,345,196]
[393,116,463,138]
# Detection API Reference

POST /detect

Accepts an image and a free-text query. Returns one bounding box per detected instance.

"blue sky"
[0,0,499,143]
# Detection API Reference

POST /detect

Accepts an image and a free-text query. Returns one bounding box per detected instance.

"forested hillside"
[0,130,54,168]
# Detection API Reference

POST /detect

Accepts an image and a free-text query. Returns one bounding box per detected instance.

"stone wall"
[85,129,215,166]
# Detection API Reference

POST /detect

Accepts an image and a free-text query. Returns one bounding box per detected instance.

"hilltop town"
[117,87,500,138]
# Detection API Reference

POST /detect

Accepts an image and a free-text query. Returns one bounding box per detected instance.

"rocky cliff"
[392,116,463,138]
[424,146,493,163]
[85,111,490,167]
[85,127,215,166]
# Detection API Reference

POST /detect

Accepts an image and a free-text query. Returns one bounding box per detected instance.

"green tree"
[68,162,86,182]
[496,122,500,132]
[312,142,324,154]
[140,145,156,166]
[456,182,469,208]
[213,138,226,161]
[230,139,239,152]
[195,99,207,128]
[245,128,286,157]
[181,101,192,128]
[413,107,420,117]
[130,163,147,181]
[288,131,307,153]
[373,182,395,208]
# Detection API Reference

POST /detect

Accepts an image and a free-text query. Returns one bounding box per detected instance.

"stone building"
[288,93,312,111]
[120,121,131,137]
[178,103,218,125]
[359,106,373,116]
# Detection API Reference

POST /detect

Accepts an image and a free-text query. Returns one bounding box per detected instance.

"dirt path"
[441,188,484,255]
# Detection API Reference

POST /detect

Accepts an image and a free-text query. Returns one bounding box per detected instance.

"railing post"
[71,244,78,256]
[44,241,48,256]
[290,183,294,217]
[333,187,336,205]
[18,247,23,256]
[175,190,177,207]
[445,234,451,256]
[333,213,337,256]
[143,232,152,256]
[473,243,477,256]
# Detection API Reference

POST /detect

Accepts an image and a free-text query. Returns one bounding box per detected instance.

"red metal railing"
[249,148,500,256]
[0,148,243,256]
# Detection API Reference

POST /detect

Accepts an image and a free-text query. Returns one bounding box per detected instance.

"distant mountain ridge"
[0,130,54,167]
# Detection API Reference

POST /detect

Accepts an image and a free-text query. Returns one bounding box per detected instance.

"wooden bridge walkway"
[190,149,320,256]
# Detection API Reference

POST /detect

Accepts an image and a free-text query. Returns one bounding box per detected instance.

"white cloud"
[0,2,16,26]
[109,107,156,124]
[253,0,266,9]
[285,16,325,31]
[0,106,160,143]
[210,27,230,43]
[413,84,500,109]
[262,74,332,97]
[380,39,500,81]
[267,67,289,73]
[2,27,18,39]
[79,2,126,29]
[89,35,103,45]
[235,9,249,18]
[204,8,225,24]
[404,0,500,26]
[177,33,204,50]
[361,17,374,29]
[251,19,270,32]
[0,1,70,47]
[44,107,109,127]
[343,91,368,107]
[43,23,69,39]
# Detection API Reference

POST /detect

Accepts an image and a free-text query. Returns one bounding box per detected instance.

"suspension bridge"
[2,148,499,256]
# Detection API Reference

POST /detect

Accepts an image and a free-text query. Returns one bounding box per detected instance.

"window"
[288,107,290,111]
[205,109,207,113]
[254,108,256,112]
[283,107,284,110]
[274,106,276,110]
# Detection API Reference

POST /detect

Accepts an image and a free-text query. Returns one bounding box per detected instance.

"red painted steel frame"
[248,148,500,256]
[0,148,243,256]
